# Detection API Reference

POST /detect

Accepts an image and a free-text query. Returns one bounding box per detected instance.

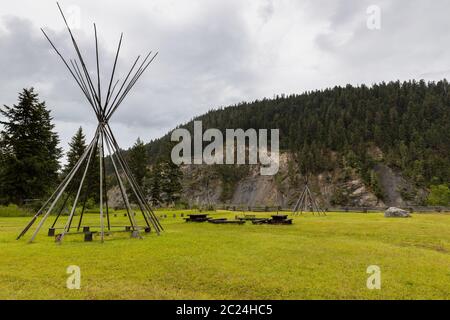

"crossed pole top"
[42,2,158,124]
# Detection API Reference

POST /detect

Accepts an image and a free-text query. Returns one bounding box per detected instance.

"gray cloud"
[313,0,450,84]
[1,0,450,162]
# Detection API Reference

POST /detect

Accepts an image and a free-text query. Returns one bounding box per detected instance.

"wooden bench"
[185,214,210,222]
[52,225,150,242]
[208,219,245,225]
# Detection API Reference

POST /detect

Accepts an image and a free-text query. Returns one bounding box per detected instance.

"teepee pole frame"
[17,2,161,243]
[293,178,326,217]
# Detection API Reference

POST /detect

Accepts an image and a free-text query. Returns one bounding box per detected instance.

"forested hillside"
[148,80,450,186]
[144,80,450,207]
[3,81,449,208]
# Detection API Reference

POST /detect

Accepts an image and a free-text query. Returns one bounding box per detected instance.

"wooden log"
[84,232,93,242]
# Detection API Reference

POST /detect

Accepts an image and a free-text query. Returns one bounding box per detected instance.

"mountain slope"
[143,79,450,207]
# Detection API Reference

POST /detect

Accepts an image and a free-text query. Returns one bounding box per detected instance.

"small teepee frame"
[17,2,162,243]
[292,177,326,216]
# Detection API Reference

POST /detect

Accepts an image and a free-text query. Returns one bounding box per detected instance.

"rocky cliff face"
[107,151,427,209]
[373,163,427,207]
[178,152,426,208]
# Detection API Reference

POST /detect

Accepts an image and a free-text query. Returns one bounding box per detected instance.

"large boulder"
[384,207,411,218]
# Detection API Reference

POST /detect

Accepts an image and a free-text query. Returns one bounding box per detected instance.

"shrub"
[427,185,450,206]
[0,204,33,217]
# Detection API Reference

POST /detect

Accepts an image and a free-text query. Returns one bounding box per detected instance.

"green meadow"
[0,210,449,299]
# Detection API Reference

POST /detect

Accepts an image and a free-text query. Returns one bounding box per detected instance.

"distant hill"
[138,80,450,207]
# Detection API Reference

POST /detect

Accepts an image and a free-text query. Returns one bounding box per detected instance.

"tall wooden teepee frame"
[292,177,326,216]
[17,2,162,243]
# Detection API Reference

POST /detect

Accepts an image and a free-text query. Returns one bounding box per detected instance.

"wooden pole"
[16,144,87,240]
[104,125,162,232]
[51,177,78,228]
[101,132,111,230]
[103,130,152,230]
[103,128,138,231]
[99,128,104,242]
[40,28,100,119]
[56,2,102,110]
[293,186,306,215]
[106,52,158,120]
[104,33,123,110]
[94,23,102,111]
[59,129,100,242]
[28,133,98,243]
[103,55,141,118]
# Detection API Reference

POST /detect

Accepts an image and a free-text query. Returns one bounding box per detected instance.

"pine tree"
[0,135,7,205]
[126,137,148,202]
[151,139,184,205]
[62,127,91,204]
[147,162,163,206]
[64,127,86,175]
[161,160,183,205]
[85,138,100,204]
[59,126,100,205]
[0,88,62,205]
[128,138,148,189]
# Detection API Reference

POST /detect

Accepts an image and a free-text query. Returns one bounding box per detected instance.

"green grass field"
[0,210,449,299]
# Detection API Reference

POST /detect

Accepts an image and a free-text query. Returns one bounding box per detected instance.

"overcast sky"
[1,0,449,160]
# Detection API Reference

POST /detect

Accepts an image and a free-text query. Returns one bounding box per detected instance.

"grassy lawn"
[0,210,449,299]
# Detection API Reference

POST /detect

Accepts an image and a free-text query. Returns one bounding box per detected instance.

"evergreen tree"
[128,137,148,190]
[125,137,148,203]
[0,135,6,204]
[63,126,97,205]
[155,140,183,205]
[0,88,61,205]
[160,160,183,204]
[85,141,100,204]
[64,127,86,175]
[63,126,101,204]
[147,162,163,206]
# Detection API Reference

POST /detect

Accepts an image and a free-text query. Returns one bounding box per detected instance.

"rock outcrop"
[384,207,411,218]
[107,151,427,209]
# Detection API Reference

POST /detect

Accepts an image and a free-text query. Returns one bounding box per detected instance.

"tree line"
[0,88,182,209]
[1,80,450,207]
[146,80,450,205]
